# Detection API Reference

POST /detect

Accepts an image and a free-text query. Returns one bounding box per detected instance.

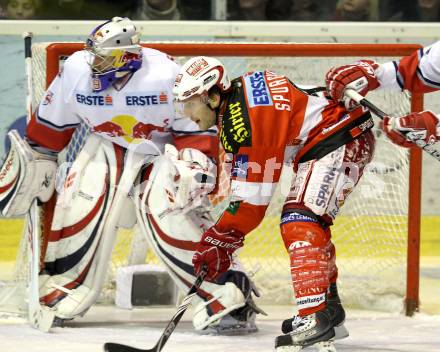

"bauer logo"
[231,154,248,178]
[244,71,273,107]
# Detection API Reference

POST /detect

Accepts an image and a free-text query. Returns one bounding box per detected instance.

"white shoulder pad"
[0,130,57,217]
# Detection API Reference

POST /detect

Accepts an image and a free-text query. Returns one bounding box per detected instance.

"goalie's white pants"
[37,135,252,327]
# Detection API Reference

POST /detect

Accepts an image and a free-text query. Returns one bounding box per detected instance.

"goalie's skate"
[206,298,260,335]
[193,271,266,335]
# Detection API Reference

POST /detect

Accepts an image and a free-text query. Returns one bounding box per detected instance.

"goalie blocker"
[0,130,57,217]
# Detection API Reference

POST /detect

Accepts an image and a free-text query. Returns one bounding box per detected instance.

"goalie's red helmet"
[173,56,231,101]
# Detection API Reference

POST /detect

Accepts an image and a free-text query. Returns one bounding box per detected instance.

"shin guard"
[280,211,334,316]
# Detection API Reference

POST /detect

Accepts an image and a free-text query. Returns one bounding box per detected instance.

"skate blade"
[314,340,337,352]
[208,325,258,336]
[275,346,303,352]
[275,340,337,352]
[334,324,349,340]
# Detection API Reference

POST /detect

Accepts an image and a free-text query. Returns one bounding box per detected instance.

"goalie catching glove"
[325,60,380,110]
[163,144,216,211]
[382,110,440,148]
[193,226,245,281]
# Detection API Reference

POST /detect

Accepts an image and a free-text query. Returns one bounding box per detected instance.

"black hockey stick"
[345,89,440,162]
[103,265,208,352]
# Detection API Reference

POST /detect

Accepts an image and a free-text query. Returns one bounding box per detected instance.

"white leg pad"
[39,136,146,320]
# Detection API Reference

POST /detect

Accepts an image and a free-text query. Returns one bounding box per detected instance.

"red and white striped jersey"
[26,47,217,157]
[215,70,373,236]
[378,40,440,93]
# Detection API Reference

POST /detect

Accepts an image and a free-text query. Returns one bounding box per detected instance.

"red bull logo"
[92,121,125,138]
[91,115,167,144]
[132,121,166,139]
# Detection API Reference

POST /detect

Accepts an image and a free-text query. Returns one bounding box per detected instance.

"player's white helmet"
[86,17,142,92]
[173,56,231,101]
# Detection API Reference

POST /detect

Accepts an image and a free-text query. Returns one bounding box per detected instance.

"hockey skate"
[280,283,348,340]
[275,309,336,352]
[275,284,348,351]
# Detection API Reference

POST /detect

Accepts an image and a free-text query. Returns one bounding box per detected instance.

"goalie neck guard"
[85,17,142,93]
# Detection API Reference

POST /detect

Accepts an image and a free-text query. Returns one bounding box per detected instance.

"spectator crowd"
[0,0,439,22]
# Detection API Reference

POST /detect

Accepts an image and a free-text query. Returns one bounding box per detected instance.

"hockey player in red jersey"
[173,56,378,351]
[325,41,440,149]
[0,18,261,334]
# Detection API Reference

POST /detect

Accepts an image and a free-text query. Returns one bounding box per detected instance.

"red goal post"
[38,42,422,316]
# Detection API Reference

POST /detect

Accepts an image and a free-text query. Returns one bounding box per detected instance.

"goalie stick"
[345,89,440,162]
[27,200,55,332]
[103,265,208,352]
[23,31,56,332]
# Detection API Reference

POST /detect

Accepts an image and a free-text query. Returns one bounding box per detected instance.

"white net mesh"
[0,42,418,314]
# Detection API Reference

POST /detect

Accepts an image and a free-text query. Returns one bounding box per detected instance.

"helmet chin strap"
[92,69,134,93]
[207,96,222,126]
[115,70,130,78]
[112,71,135,91]
[214,97,227,126]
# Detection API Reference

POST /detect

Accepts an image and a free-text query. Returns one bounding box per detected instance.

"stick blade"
[28,306,55,332]
[104,342,153,352]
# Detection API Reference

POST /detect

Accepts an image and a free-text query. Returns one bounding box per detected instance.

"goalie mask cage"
[1,42,423,317]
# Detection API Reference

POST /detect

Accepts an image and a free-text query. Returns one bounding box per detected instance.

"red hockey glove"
[382,110,439,148]
[325,60,380,110]
[192,227,244,281]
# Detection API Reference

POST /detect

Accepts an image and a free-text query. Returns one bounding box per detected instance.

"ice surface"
[1,306,440,352]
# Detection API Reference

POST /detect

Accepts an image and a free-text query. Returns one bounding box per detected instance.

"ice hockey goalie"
[0,17,262,334]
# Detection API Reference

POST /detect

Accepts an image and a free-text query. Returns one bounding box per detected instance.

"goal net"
[0,42,422,317]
